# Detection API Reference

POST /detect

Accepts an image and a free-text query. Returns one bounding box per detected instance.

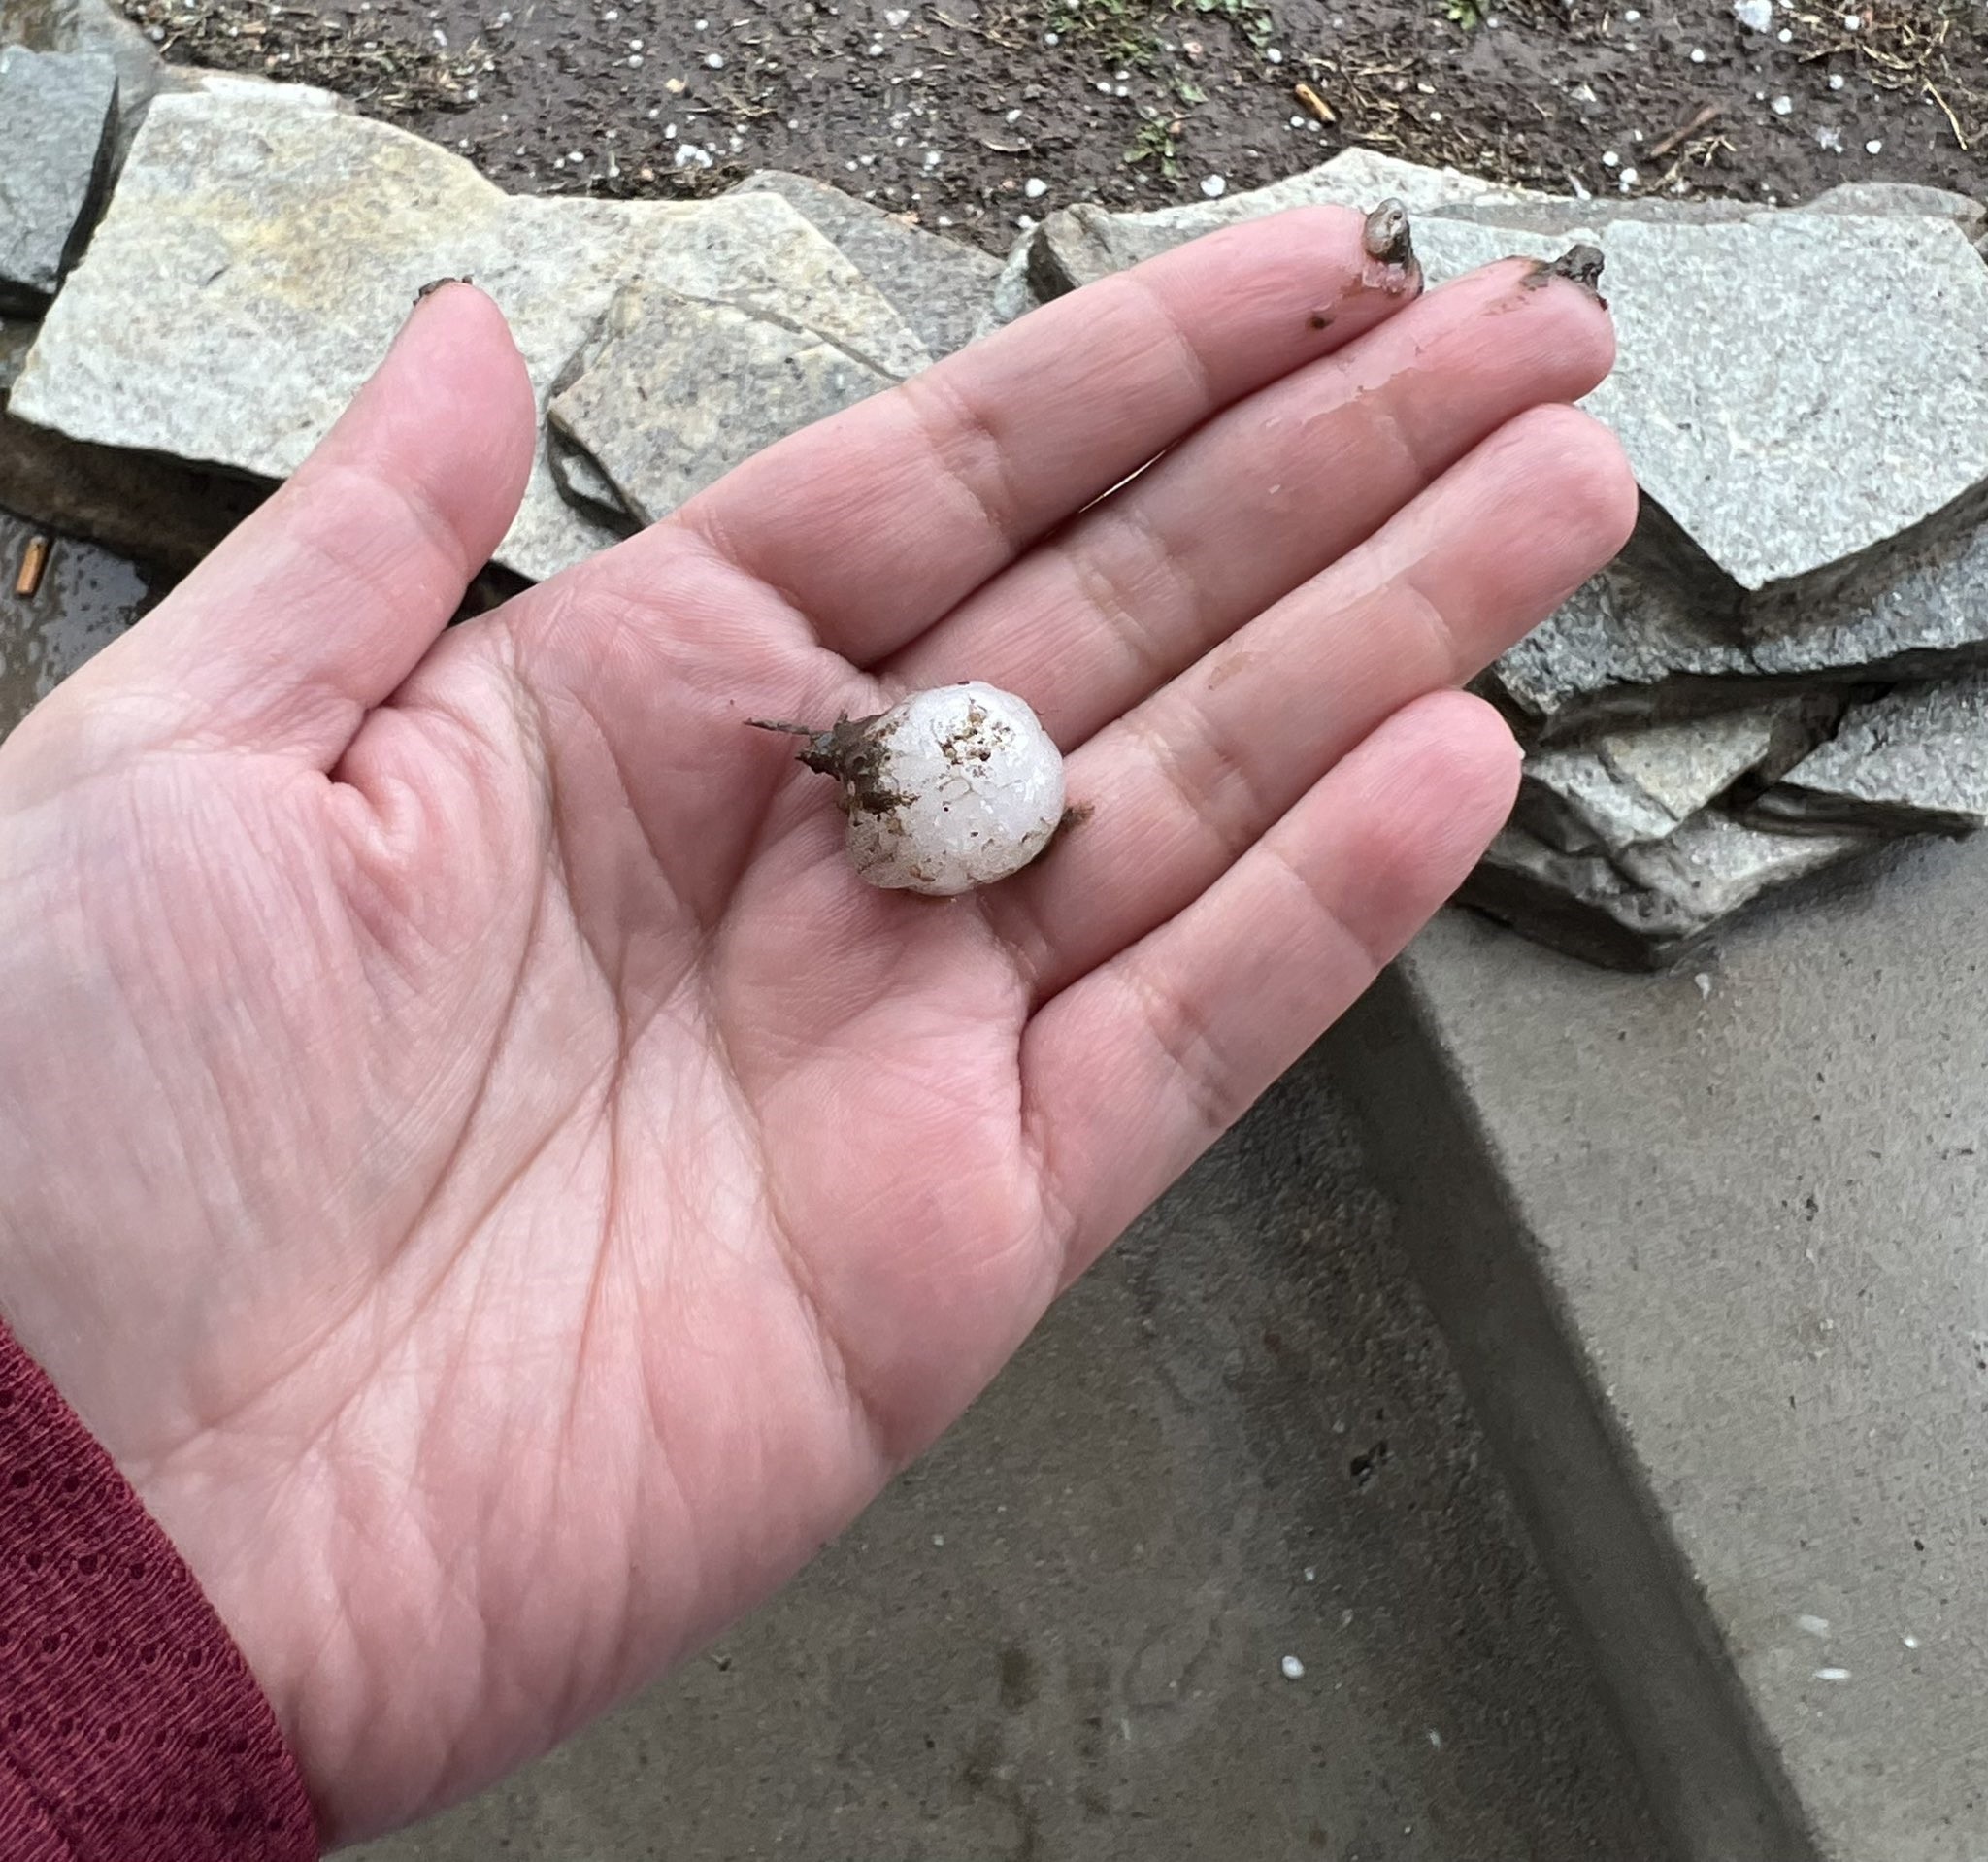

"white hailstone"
[1201,173,1227,196]
[1023,176,1048,197]
[1772,93,1793,114]
[1280,1654,1306,1680]
[757,683,1067,896]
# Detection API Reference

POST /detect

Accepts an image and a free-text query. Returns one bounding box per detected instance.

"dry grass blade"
[118,0,492,111]
[1647,101,1722,158]
[1791,0,1987,149]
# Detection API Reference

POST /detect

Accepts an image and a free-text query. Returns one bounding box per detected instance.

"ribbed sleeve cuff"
[0,1322,317,1861]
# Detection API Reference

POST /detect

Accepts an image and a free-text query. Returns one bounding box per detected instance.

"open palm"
[0,209,1630,1844]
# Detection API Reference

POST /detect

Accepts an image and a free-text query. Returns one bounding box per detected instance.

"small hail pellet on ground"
[753,682,1067,896]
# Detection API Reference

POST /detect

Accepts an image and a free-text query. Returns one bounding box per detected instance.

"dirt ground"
[120,0,1986,254]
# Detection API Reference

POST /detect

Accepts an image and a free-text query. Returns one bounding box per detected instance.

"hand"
[0,210,1630,1842]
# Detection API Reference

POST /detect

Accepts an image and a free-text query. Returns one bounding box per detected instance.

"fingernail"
[1362,197,1415,270]
[413,274,474,306]
[1531,243,1607,301]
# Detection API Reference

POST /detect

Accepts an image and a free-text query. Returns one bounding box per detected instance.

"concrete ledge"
[1331,840,1988,1862]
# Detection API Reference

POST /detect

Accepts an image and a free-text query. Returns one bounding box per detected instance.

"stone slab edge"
[1327,942,1823,1862]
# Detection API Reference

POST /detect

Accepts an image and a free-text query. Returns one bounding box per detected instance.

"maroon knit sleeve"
[0,1322,318,1862]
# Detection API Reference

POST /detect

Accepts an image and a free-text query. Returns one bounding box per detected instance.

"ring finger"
[987,401,1638,996]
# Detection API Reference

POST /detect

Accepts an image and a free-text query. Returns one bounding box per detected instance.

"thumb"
[37,282,538,770]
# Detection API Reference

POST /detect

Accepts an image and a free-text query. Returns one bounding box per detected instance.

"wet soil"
[121,0,1986,254]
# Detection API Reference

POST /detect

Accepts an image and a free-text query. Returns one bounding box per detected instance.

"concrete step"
[1333,854,1988,1862]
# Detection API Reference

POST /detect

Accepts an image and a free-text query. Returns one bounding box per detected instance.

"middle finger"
[986,395,1638,999]
[886,253,1616,748]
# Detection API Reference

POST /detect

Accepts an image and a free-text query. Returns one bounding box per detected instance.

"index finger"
[667,202,1423,667]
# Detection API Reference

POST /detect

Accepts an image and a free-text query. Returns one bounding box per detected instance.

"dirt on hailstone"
[119,0,1986,255]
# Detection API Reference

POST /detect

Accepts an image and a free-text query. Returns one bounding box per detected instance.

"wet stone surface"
[0,44,118,313]
[1493,509,1988,745]
[1485,568,1755,738]
[732,168,1001,359]
[1462,813,1879,971]
[1753,673,1988,839]
[1,0,171,165]
[10,88,927,582]
[1589,212,1988,604]
[1516,705,1799,858]
[547,283,902,526]
[0,503,152,737]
